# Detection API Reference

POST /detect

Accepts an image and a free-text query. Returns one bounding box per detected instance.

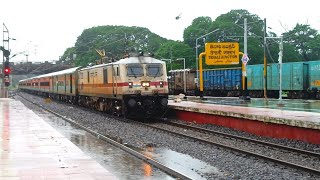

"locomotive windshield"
[147,64,162,77]
[127,64,143,77]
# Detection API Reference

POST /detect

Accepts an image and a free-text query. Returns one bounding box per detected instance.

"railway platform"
[169,96,320,144]
[0,98,117,180]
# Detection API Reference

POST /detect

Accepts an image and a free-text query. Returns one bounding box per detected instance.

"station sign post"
[198,42,239,98]
[205,42,240,65]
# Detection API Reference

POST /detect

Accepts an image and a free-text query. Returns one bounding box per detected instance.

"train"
[169,60,320,99]
[18,52,169,118]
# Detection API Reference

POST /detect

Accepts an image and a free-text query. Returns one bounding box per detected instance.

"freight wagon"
[307,61,320,99]
[169,60,320,99]
[247,60,320,99]
[169,69,197,95]
[169,67,242,97]
[202,67,242,96]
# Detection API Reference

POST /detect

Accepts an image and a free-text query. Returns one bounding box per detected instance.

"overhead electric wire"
[74,20,303,66]
[266,45,276,63]
[76,28,152,54]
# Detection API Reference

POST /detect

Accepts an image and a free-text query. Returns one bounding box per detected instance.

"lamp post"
[195,29,219,83]
[26,54,29,72]
[161,59,172,71]
[279,37,283,105]
[175,58,186,94]
[241,18,250,100]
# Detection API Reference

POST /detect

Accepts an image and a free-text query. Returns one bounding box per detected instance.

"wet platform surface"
[187,96,320,113]
[169,96,320,144]
[169,97,320,130]
[0,98,117,180]
[38,109,178,180]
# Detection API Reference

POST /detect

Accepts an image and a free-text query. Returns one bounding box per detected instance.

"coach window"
[127,64,143,77]
[147,64,162,77]
[40,82,49,86]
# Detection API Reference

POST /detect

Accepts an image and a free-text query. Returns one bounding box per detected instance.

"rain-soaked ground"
[35,110,217,180]
[186,96,320,113]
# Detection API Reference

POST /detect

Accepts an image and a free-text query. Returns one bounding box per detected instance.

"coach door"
[112,65,120,96]
[56,76,58,92]
[64,75,67,94]
[51,77,54,92]
[103,67,108,93]
[70,74,73,94]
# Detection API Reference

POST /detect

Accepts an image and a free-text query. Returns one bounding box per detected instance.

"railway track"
[17,95,193,180]
[137,119,320,176]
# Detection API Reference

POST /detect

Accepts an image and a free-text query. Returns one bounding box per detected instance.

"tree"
[62,10,320,68]
[308,34,320,59]
[211,9,267,65]
[183,16,214,49]
[155,41,194,71]
[60,47,76,65]
[282,24,318,61]
[66,25,168,66]
[182,9,300,66]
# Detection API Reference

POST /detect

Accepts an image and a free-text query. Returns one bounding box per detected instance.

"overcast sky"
[1,0,319,63]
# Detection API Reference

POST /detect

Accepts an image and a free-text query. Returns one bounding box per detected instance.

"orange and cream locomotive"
[18,53,169,118]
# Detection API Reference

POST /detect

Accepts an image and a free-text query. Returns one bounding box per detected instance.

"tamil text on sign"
[205,42,240,65]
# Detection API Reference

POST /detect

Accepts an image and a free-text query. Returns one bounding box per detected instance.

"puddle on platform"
[198,98,320,113]
[39,114,175,180]
[142,147,222,180]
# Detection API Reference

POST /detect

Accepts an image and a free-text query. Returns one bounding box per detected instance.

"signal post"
[1,23,11,98]
[0,47,10,98]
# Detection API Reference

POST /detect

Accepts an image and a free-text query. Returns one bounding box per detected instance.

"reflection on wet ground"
[38,113,175,180]
[191,97,320,113]
[37,111,221,180]
[142,147,222,180]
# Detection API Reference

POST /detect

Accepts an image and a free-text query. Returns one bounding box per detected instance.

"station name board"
[205,42,240,65]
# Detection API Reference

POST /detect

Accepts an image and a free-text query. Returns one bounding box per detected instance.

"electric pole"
[263,18,267,98]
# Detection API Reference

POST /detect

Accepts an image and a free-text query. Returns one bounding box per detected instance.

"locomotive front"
[121,55,169,118]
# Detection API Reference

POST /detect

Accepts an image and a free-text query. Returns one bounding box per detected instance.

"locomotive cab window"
[147,64,162,77]
[127,64,143,77]
[116,67,119,76]
[103,68,108,84]
[113,66,120,76]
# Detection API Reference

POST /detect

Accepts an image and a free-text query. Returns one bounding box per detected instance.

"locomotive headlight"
[141,81,150,87]
[159,81,163,88]
[129,82,133,88]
